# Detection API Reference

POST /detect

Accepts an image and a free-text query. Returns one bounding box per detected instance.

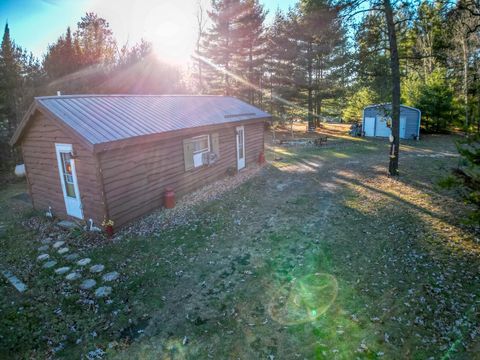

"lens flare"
[192,53,307,113]
[268,273,338,326]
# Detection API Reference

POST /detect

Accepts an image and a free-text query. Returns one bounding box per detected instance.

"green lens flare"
[268,273,338,326]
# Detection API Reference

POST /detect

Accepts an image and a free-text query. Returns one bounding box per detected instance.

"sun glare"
[91,0,200,65]
[144,2,197,64]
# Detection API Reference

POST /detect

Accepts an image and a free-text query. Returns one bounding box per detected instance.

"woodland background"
[1,0,479,170]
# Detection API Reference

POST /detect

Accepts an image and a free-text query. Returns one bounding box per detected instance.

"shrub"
[454,134,480,224]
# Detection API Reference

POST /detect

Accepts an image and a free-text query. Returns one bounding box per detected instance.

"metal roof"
[34,95,270,145]
[363,103,421,114]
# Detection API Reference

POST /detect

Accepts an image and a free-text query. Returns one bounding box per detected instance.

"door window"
[60,152,76,198]
[237,128,244,158]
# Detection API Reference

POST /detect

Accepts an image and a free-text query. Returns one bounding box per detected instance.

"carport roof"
[10,95,270,148]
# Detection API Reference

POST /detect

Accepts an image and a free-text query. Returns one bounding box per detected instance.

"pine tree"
[44,27,81,80]
[193,0,208,94]
[355,12,391,102]
[75,12,116,67]
[233,0,267,105]
[447,1,480,130]
[0,23,21,136]
[454,134,480,223]
[0,23,42,169]
[293,0,342,129]
[203,0,243,95]
[264,9,298,116]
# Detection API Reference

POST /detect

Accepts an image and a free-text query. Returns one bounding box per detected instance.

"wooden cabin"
[10,95,270,228]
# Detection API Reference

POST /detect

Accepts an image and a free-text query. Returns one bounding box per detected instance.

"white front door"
[55,143,83,219]
[364,117,375,136]
[236,126,246,170]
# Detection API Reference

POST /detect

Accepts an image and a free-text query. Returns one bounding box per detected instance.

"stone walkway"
[2,270,28,292]
[36,238,119,298]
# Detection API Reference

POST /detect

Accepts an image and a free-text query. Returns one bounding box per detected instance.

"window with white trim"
[191,135,210,167]
[183,133,220,171]
[183,134,210,170]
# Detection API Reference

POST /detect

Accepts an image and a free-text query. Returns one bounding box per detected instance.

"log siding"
[18,108,265,229]
[22,111,105,224]
[99,120,264,227]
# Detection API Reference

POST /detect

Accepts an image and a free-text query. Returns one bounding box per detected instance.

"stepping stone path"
[80,279,96,290]
[2,270,27,292]
[65,253,79,261]
[65,272,81,281]
[102,271,119,282]
[57,247,69,255]
[54,267,71,275]
[34,244,117,296]
[33,238,118,298]
[58,220,77,229]
[37,245,49,252]
[52,241,65,249]
[95,286,112,298]
[90,264,105,273]
[41,237,52,245]
[37,254,49,261]
[77,258,91,266]
[43,260,57,269]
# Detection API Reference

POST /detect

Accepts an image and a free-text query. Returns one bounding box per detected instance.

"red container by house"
[105,225,114,237]
[258,151,266,164]
[164,187,175,209]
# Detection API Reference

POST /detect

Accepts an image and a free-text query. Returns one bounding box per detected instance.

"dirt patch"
[10,192,31,203]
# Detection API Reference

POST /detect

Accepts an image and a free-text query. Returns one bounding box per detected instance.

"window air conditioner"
[202,152,218,165]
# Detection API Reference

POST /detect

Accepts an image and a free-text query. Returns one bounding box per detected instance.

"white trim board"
[55,143,83,219]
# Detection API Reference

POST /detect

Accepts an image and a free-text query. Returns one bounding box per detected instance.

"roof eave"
[9,99,95,152]
[9,100,38,147]
[36,101,95,152]
[93,116,270,153]
[364,103,420,112]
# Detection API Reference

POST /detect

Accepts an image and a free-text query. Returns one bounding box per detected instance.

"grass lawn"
[1,127,480,359]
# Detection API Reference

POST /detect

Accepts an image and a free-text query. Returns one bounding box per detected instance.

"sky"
[0,0,298,62]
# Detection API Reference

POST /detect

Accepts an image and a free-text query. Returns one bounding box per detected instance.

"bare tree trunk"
[195,1,207,94]
[225,20,231,96]
[384,0,400,176]
[269,56,274,114]
[196,37,203,94]
[307,41,314,131]
[249,45,254,104]
[316,60,323,127]
[462,38,469,129]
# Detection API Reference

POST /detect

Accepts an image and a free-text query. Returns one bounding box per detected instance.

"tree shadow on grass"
[110,159,479,359]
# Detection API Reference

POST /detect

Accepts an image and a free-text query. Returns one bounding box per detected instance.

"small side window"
[183,135,210,170]
[211,133,220,157]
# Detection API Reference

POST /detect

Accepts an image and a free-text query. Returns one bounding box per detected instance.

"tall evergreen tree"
[203,0,243,95]
[264,3,346,124]
[447,1,480,129]
[43,27,82,80]
[193,0,208,94]
[354,12,391,102]
[75,12,116,67]
[43,13,118,94]
[0,23,42,169]
[288,0,343,129]
[234,0,267,105]
[0,23,20,136]
[265,9,299,116]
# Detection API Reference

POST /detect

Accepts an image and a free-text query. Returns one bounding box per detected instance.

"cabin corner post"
[20,140,35,210]
[94,152,110,224]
